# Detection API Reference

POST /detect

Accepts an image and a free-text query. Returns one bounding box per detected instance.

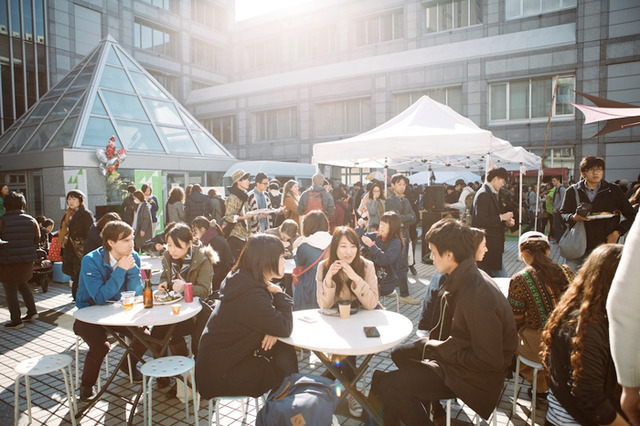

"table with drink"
[73,280,201,424]
[278,307,413,424]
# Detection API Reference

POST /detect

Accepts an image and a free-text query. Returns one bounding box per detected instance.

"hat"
[269,180,280,190]
[519,231,549,246]
[231,169,250,184]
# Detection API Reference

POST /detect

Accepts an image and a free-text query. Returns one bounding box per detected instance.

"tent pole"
[384,158,388,194]
[534,170,542,232]
[519,164,524,239]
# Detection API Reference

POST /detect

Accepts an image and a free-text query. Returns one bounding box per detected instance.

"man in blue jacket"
[74,221,148,402]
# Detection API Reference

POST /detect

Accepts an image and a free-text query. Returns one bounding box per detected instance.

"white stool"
[444,398,497,426]
[140,356,198,426]
[208,395,264,425]
[381,289,400,313]
[75,335,133,391]
[14,354,77,426]
[512,355,543,425]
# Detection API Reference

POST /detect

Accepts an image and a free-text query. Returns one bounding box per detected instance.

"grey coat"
[166,201,185,224]
[134,202,153,250]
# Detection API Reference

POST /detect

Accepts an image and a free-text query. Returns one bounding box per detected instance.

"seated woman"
[418,227,487,333]
[292,210,332,310]
[542,244,627,426]
[266,219,299,259]
[191,216,234,294]
[508,231,573,398]
[196,234,298,400]
[360,211,403,298]
[316,226,379,417]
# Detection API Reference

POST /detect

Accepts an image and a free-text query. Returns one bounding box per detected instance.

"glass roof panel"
[130,72,168,99]
[101,91,148,121]
[47,91,84,121]
[192,130,227,156]
[23,98,57,126]
[91,95,108,116]
[1,125,38,153]
[70,64,96,90]
[100,66,135,92]
[118,51,142,71]
[48,68,81,97]
[143,99,183,126]
[179,110,201,129]
[115,120,164,151]
[0,127,18,152]
[47,116,79,149]
[80,117,121,148]
[157,127,199,153]
[105,46,121,67]
[23,121,64,152]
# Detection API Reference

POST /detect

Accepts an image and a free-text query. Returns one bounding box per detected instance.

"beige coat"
[315,258,378,310]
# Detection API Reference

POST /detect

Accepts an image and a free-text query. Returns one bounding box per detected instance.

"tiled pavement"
[0,236,564,425]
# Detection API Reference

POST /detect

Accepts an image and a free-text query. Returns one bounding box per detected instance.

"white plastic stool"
[208,395,264,425]
[75,335,133,391]
[14,354,77,426]
[512,355,543,425]
[381,289,400,313]
[444,398,497,426]
[140,356,198,426]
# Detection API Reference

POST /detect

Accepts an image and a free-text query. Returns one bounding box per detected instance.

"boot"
[80,385,95,402]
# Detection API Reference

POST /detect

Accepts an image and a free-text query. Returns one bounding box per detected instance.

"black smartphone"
[364,326,380,338]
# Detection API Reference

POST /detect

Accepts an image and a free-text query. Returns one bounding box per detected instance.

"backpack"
[256,373,340,426]
[304,191,324,214]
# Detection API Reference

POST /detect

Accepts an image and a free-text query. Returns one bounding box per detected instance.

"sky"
[235,0,314,21]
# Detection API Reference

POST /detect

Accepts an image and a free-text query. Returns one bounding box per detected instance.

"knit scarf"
[170,245,193,282]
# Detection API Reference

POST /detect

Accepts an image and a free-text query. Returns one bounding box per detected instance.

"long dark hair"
[322,227,365,297]
[379,211,403,251]
[233,234,284,284]
[542,244,623,386]
[520,240,569,294]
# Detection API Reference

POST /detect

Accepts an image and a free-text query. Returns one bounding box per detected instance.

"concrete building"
[188,0,640,184]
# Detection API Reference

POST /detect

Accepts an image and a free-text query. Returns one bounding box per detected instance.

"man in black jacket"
[471,167,514,277]
[120,185,137,226]
[560,156,636,270]
[369,219,517,425]
[185,184,213,225]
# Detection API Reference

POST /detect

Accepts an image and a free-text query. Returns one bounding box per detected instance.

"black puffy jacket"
[0,210,39,264]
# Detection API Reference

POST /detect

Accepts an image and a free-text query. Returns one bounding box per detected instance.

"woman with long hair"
[132,190,152,252]
[508,231,574,398]
[191,216,234,293]
[316,226,379,417]
[292,210,332,310]
[358,182,386,231]
[60,190,94,300]
[196,234,298,400]
[542,244,627,426]
[360,211,403,297]
[281,180,300,227]
[141,184,159,230]
[165,186,185,225]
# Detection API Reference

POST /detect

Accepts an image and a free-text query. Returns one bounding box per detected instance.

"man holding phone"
[368,219,517,425]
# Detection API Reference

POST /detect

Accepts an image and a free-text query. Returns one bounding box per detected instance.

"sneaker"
[346,394,363,418]
[3,321,24,330]
[21,313,39,322]
[398,295,421,305]
[409,265,418,276]
[79,385,96,402]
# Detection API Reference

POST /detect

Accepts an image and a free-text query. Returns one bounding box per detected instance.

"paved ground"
[0,235,563,425]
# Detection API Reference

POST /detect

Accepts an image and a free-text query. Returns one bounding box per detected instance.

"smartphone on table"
[363,326,380,338]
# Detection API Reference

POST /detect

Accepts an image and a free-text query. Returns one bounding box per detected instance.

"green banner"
[135,170,164,235]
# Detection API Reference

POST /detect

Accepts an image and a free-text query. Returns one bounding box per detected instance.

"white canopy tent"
[312,96,542,235]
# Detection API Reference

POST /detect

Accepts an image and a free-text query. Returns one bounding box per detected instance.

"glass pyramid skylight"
[0,35,234,159]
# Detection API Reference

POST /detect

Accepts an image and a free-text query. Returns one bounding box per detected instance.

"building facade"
[188,0,640,183]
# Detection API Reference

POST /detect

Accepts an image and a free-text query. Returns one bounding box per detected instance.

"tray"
[153,290,182,305]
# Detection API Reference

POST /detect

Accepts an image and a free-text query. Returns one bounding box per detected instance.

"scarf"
[58,208,74,245]
[170,245,193,282]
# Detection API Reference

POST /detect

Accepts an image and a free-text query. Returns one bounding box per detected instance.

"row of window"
[201,76,574,145]
[136,0,227,31]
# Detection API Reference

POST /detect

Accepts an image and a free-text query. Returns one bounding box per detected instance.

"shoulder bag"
[558,187,587,260]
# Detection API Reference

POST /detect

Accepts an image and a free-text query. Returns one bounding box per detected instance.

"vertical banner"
[135,170,164,235]
[63,169,89,209]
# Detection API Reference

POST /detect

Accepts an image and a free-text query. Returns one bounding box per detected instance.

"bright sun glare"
[235,0,314,21]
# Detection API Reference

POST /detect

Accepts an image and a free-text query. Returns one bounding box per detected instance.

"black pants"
[368,340,455,426]
[2,281,37,324]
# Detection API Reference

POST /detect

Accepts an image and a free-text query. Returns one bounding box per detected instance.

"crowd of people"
[0,155,638,425]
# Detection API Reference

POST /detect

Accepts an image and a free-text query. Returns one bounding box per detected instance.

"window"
[294,26,338,59]
[490,76,575,121]
[133,19,176,58]
[202,115,236,144]
[244,38,281,72]
[355,9,403,46]
[392,87,463,116]
[191,0,227,31]
[506,0,576,20]
[425,0,481,33]
[530,147,575,169]
[138,0,174,12]
[254,108,297,141]
[191,38,223,72]
[316,98,372,137]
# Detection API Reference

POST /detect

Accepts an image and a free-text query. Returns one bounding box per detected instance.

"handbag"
[292,247,328,287]
[558,187,587,260]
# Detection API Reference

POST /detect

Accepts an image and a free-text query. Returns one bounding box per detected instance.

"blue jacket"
[293,242,325,310]
[76,247,142,309]
[363,232,402,296]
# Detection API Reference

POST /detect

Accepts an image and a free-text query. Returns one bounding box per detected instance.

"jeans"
[2,280,37,324]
